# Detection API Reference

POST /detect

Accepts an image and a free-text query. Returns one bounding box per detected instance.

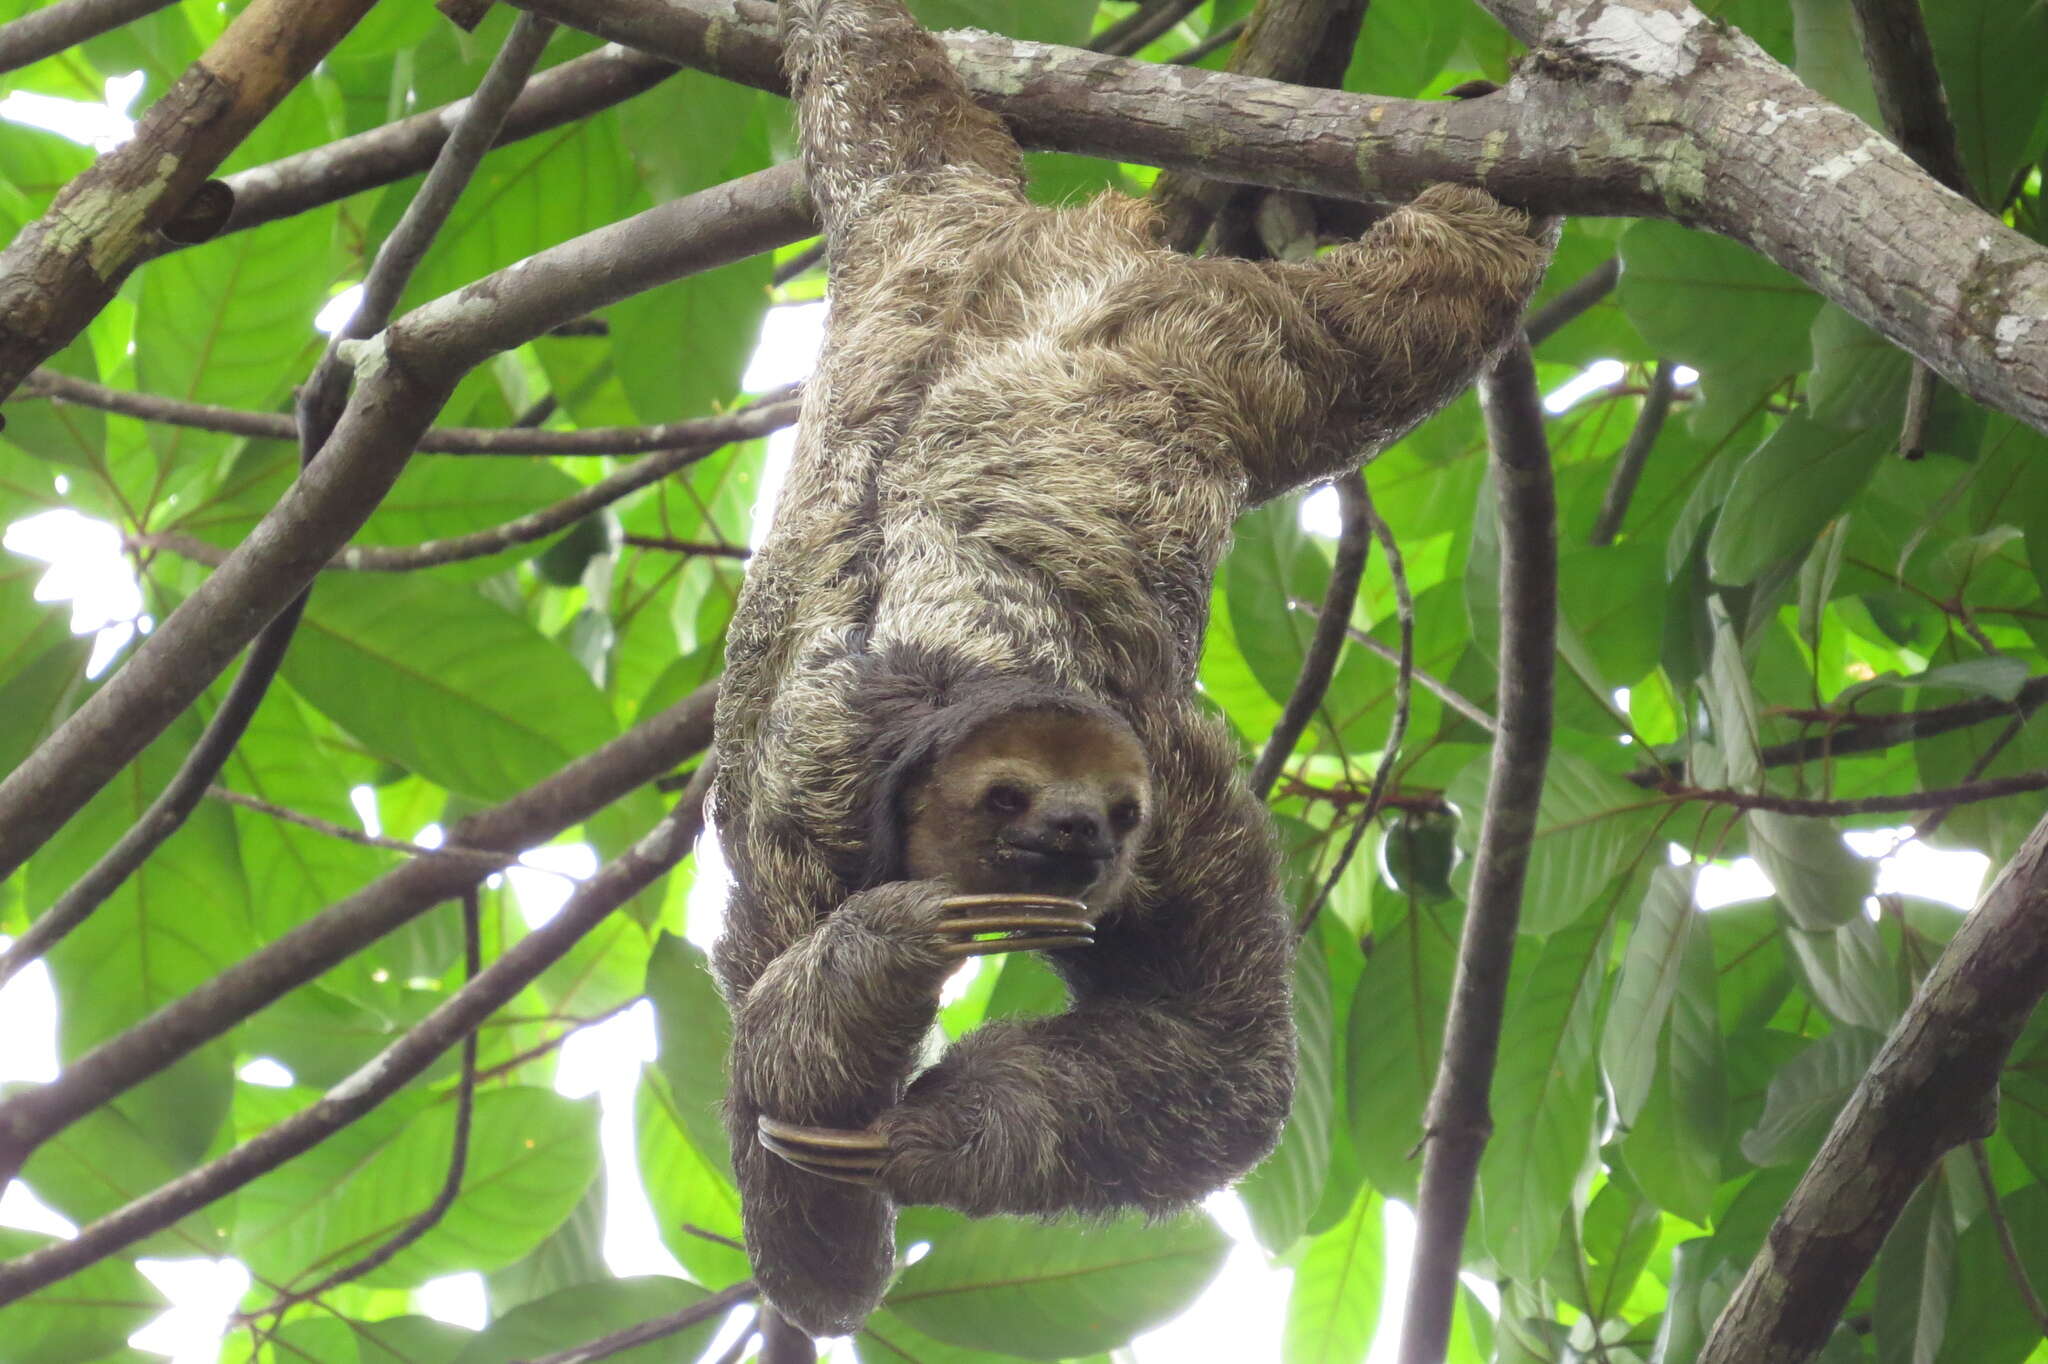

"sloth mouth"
[992,842,1110,894]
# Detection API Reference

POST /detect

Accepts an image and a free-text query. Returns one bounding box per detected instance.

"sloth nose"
[1043,808,1107,853]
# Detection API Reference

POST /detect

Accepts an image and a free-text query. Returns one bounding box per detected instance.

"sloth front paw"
[932,892,1094,957]
[758,1115,890,1185]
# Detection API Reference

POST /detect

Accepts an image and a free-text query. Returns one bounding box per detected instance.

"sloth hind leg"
[874,1001,1294,1218]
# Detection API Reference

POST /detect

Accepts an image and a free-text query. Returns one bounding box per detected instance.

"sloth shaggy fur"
[709,0,1552,1335]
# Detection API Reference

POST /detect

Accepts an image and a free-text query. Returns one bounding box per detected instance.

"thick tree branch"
[18,369,801,455]
[1148,0,1369,253]
[0,766,713,1308]
[0,0,380,399]
[515,0,2048,431]
[1698,808,2048,1364]
[0,684,716,1186]
[0,0,177,72]
[1399,337,1557,1364]
[0,165,810,883]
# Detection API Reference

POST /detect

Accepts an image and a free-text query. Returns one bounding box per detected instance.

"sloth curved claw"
[936,892,1092,957]
[758,1115,889,1185]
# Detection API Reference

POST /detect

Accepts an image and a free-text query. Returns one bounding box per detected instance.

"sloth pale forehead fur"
[907,706,1151,813]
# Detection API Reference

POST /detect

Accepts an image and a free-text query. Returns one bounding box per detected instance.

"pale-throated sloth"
[709,0,1552,1335]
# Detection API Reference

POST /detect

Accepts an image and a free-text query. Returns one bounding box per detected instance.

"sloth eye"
[1109,799,1142,832]
[983,784,1030,815]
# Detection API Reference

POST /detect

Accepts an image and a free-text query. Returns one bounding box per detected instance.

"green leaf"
[352,457,583,578]
[1935,1182,2048,1364]
[1782,915,1903,1032]
[1707,416,1887,587]
[1790,0,1881,124]
[1740,1028,1882,1167]
[1478,911,1609,1279]
[452,1277,728,1364]
[887,1208,1228,1359]
[1602,865,1698,1127]
[1448,751,1648,936]
[1226,499,1330,709]
[1282,1185,1384,1364]
[284,575,617,800]
[645,933,734,1172]
[1616,220,1819,384]
[0,558,89,776]
[237,1086,599,1289]
[911,0,1095,44]
[635,1068,749,1288]
[1749,811,1874,931]
[1579,1181,1660,1321]
[1926,0,2048,206]
[1239,926,1334,1254]
[1346,896,1459,1202]
[0,1229,161,1364]
[1621,924,1725,1224]
[487,1179,610,1315]
[1874,1170,1954,1364]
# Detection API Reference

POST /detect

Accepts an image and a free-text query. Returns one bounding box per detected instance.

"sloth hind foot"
[757,1116,890,1185]
[933,892,1093,957]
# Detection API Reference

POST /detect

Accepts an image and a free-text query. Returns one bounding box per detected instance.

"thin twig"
[518,1280,760,1364]
[1300,478,1413,935]
[20,369,802,455]
[1524,258,1620,348]
[204,786,528,870]
[1333,622,1495,733]
[1090,0,1204,55]
[1252,471,1373,800]
[1968,1139,2048,1336]
[0,0,177,71]
[470,996,643,1085]
[1400,337,1557,1364]
[1913,711,2029,843]
[232,887,485,1325]
[622,535,752,558]
[1169,18,1246,64]
[1625,676,2048,785]
[1661,770,2048,817]
[129,401,792,574]
[711,1324,762,1364]
[0,17,557,990]
[772,239,828,285]
[680,1223,747,1252]
[1589,359,1678,546]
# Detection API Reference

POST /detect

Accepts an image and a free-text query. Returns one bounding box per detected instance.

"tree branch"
[18,369,801,455]
[0,0,177,72]
[1399,336,1557,1364]
[204,786,522,868]
[1657,770,2048,818]
[518,1279,759,1364]
[0,766,713,1307]
[1698,808,2048,1364]
[1251,470,1371,801]
[0,684,716,1186]
[0,0,381,398]
[1589,359,1679,547]
[517,0,2048,432]
[127,399,794,574]
[1089,0,1203,57]
[1625,676,2048,785]
[0,164,809,883]
[1524,258,1620,349]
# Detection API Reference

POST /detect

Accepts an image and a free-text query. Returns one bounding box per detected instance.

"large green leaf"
[1448,751,1648,936]
[1226,499,1330,710]
[1346,895,1459,1202]
[1874,1171,1955,1364]
[887,1208,1228,1359]
[236,1086,599,1289]
[451,1277,729,1364]
[1282,1185,1384,1364]
[1934,1181,2048,1364]
[1620,922,1725,1224]
[1925,0,2048,206]
[284,575,617,800]
[1478,911,1610,1279]
[1615,220,1819,384]
[1706,416,1887,587]
[1602,865,1698,1127]
[1740,1028,1882,1167]
[0,1229,160,1364]
[1239,924,1334,1254]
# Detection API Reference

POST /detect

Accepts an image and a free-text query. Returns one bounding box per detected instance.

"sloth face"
[902,706,1151,907]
